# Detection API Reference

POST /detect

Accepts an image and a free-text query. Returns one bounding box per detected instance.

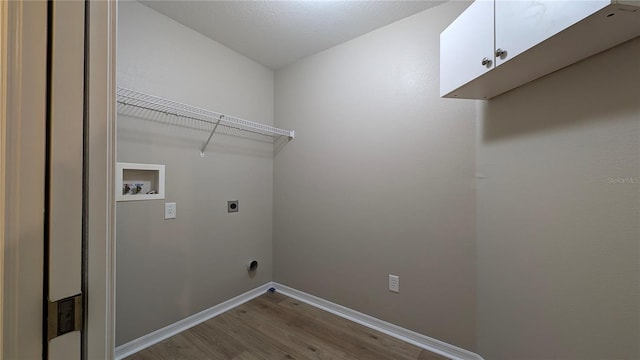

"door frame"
[4,1,48,358]
[86,1,117,358]
[3,0,117,358]
[0,0,8,355]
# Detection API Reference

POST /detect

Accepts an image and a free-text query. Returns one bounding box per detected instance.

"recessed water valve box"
[116,162,165,201]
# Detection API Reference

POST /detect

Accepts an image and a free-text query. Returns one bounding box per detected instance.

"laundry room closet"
[114,1,481,355]
[113,1,640,359]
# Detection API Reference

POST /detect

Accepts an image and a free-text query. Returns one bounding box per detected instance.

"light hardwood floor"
[125,292,449,360]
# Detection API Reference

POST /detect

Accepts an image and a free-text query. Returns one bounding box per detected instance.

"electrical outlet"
[389,274,399,293]
[164,202,176,219]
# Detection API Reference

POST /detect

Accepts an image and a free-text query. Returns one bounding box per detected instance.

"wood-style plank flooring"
[125,292,449,360]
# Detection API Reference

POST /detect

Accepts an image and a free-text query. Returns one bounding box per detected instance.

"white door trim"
[0,0,8,355]
[86,0,117,359]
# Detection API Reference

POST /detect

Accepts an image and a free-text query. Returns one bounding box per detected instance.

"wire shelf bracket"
[116,87,295,157]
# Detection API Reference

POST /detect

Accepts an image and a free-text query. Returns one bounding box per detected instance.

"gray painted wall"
[476,37,640,359]
[273,1,478,351]
[273,1,639,357]
[116,1,274,345]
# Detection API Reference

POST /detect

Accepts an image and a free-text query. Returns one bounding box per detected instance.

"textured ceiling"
[140,1,445,70]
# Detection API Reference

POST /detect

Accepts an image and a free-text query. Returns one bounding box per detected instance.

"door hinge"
[48,294,83,341]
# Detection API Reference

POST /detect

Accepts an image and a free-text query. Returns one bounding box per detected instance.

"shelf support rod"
[200,115,223,157]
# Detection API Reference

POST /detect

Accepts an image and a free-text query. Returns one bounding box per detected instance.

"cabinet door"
[440,0,494,97]
[495,0,611,65]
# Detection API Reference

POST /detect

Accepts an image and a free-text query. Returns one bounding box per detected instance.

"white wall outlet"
[389,274,399,293]
[164,202,177,219]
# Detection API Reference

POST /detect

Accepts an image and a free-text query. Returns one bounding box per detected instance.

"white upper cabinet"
[440,0,640,99]
[495,0,610,66]
[440,0,495,97]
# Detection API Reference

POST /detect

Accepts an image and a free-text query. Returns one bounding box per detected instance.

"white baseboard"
[273,283,484,360]
[114,282,275,360]
[115,282,483,360]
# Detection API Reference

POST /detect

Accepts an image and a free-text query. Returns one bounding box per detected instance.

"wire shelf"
[116,87,294,156]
